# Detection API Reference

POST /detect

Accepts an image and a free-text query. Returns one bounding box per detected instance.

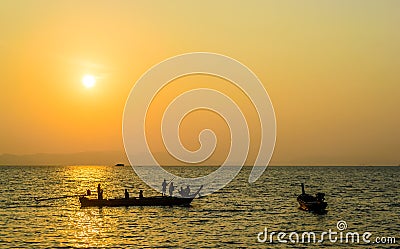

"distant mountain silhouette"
[1,151,393,166]
[0,151,129,166]
[0,151,233,166]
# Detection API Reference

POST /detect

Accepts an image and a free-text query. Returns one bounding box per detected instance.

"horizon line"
[0,164,398,167]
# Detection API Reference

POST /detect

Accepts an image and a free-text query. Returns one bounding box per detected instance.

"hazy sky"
[1,1,399,165]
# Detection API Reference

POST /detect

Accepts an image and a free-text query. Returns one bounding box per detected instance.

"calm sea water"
[0,166,398,248]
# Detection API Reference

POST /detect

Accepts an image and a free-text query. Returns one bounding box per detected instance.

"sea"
[0,166,398,248]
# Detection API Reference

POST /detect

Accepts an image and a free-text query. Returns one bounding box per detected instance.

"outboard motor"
[316,193,325,202]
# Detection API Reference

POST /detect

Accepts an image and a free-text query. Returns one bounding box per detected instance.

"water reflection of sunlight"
[59,166,175,247]
[64,166,108,194]
[62,166,142,199]
[62,167,126,247]
[68,205,186,247]
[69,209,116,247]
[67,166,107,182]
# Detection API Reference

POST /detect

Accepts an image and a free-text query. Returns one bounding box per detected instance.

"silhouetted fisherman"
[139,190,144,199]
[162,179,167,196]
[124,189,129,199]
[97,184,103,200]
[185,185,191,196]
[179,185,191,197]
[169,182,175,197]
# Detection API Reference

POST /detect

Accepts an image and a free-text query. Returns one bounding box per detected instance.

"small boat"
[297,183,327,213]
[114,163,125,166]
[79,186,203,208]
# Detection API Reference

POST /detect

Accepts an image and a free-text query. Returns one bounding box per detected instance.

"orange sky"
[0,1,399,165]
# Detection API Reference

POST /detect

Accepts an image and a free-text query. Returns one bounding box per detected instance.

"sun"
[82,74,96,88]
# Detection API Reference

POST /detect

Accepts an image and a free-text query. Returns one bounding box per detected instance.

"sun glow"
[82,75,96,88]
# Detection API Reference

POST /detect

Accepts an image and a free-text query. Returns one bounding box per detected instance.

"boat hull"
[79,196,194,207]
[297,196,327,212]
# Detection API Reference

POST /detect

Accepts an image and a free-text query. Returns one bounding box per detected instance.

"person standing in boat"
[169,182,175,197]
[139,190,144,199]
[162,179,167,196]
[97,184,103,200]
[124,189,129,199]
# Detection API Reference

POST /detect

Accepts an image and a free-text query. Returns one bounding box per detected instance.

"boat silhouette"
[297,183,327,213]
[79,185,203,207]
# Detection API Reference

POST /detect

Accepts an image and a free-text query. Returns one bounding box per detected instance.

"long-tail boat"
[79,185,203,208]
[297,183,327,213]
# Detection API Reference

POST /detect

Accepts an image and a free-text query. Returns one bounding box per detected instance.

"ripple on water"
[0,166,398,248]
